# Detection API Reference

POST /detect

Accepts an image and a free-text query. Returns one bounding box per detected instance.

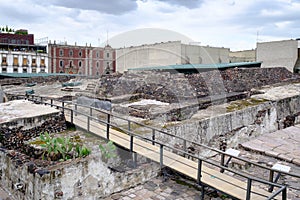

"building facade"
[256,39,300,72]
[116,41,230,73]
[48,42,116,76]
[0,30,48,73]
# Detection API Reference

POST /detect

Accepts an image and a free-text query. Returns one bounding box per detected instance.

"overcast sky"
[1,0,300,50]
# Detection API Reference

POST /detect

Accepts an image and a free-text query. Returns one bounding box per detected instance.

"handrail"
[23,94,300,179]
[10,94,291,199]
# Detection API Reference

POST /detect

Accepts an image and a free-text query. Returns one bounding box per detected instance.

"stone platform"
[240,125,300,166]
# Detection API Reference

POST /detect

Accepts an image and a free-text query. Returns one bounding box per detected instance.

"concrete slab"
[0,99,59,124]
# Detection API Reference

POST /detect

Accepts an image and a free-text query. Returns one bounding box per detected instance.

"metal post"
[197,159,202,184]
[268,170,274,192]
[71,110,73,124]
[106,113,110,140]
[40,97,43,104]
[220,153,225,173]
[128,121,131,132]
[130,134,134,152]
[87,116,90,132]
[132,152,137,168]
[90,107,92,117]
[62,102,65,113]
[183,140,187,157]
[75,104,77,116]
[160,144,163,170]
[51,99,53,107]
[152,129,155,145]
[282,187,287,200]
[246,178,252,200]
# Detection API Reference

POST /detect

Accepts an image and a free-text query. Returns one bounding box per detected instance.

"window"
[96,71,99,76]
[107,52,109,58]
[60,60,64,67]
[96,52,99,58]
[2,57,7,65]
[96,62,99,68]
[79,61,82,67]
[32,58,36,67]
[2,67,7,73]
[23,57,28,66]
[79,51,82,57]
[69,61,73,67]
[32,68,36,73]
[40,68,45,73]
[41,59,45,66]
[107,62,110,67]
[69,50,73,56]
[13,67,18,73]
[23,67,27,73]
[13,57,18,66]
[59,49,64,56]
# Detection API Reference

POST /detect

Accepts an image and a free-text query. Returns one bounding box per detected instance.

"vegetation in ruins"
[38,132,91,161]
[99,140,116,159]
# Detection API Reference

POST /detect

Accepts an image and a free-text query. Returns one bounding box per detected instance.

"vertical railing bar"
[75,104,77,116]
[87,116,90,132]
[160,144,163,170]
[183,140,186,157]
[106,113,110,140]
[246,178,252,200]
[71,110,73,124]
[197,159,202,184]
[90,107,92,117]
[152,129,155,145]
[282,186,287,200]
[268,170,274,192]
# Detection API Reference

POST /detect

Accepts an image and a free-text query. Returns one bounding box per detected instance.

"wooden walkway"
[65,113,273,200]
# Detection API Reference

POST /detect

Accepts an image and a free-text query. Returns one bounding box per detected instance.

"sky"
[1,0,300,51]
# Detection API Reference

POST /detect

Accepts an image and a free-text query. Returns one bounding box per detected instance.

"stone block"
[277,154,293,162]
[265,150,280,158]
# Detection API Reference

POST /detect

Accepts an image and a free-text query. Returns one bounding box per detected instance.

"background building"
[256,39,300,73]
[229,49,256,63]
[48,42,116,76]
[0,29,48,73]
[116,41,229,73]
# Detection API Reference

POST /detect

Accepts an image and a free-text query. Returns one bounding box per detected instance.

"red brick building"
[0,29,34,45]
[48,41,116,75]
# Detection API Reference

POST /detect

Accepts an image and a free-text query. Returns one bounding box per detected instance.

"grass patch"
[226,98,268,112]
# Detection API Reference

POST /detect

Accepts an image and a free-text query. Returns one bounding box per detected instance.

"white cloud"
[0,0,300,50]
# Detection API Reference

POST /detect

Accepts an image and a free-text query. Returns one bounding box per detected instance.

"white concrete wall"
[256,40,298,72]
[116,41,182,73]
[116,41,230,72]
[181,44,229,64]
[229,50,256,63]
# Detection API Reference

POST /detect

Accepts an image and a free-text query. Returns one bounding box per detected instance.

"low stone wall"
[158,92,300,155]
[0,149,159,200]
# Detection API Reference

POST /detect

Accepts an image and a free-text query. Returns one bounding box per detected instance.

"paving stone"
[292,158,300,166]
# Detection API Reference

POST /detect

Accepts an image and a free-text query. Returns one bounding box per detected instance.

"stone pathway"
[241,125,300,166]
[103,177,228,200]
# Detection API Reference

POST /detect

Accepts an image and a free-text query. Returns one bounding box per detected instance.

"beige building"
[256,39,300,72]
[116,41,229,73]
[229,49,256,63]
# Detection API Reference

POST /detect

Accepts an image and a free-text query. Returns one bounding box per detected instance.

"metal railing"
[10,94,297,199]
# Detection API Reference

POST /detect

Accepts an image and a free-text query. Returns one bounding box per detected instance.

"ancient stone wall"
[98,67,299,104]
[158,93,300,155]
[0,148,159,200]
[0,75,74,86]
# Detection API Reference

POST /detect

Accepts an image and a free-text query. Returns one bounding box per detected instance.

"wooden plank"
[65,113,273,200]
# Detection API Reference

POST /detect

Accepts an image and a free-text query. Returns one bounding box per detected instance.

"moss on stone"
[226,98,268,112]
